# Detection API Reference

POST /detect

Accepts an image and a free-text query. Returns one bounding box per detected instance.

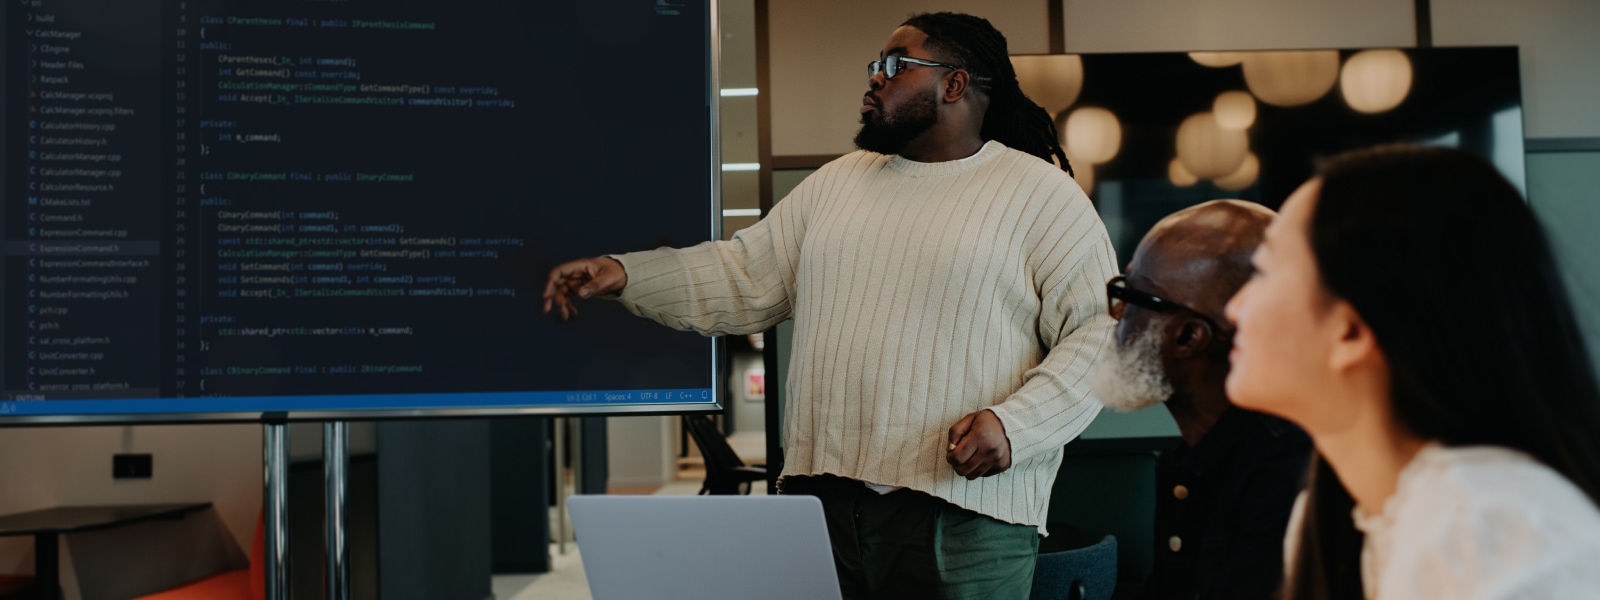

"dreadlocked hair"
[901,12,1073,176]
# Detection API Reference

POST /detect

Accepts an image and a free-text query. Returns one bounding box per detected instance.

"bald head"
[1125,200,1275,322]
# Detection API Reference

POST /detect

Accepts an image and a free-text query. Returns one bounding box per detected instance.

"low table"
[0,503,212,600]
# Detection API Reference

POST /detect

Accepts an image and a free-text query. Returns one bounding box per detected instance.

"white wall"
[769,0,1051,156]
[0,425,260,583]
[1059,0,1414,53]
[605,416,677,489]
[1432,0,1600,138]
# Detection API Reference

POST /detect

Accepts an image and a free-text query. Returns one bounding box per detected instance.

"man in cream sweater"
[544,12,1116,599]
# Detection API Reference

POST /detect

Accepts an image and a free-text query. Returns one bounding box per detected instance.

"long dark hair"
[901,12,1073,176]
[1285,145,1600,600]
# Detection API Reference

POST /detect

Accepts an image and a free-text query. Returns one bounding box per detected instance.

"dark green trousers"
[783,474,1039,600]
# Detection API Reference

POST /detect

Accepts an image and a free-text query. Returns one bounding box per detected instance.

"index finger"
[543,265,570,300]
[947,413,975,448]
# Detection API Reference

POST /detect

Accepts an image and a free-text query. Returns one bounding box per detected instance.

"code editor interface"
[2,0,716,415]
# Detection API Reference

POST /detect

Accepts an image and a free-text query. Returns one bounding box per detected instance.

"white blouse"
[1286,443,1600,599]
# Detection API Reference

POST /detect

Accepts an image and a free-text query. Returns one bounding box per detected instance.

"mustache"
[863,91,881,107]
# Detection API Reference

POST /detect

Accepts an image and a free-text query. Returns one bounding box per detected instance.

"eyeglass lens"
[868,57,902,79]
[870,58,896,79]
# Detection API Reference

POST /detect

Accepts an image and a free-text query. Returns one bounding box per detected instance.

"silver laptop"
[568,494,843,600]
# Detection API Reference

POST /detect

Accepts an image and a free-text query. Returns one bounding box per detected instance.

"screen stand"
[324,421,351,600]
[554,417,568,555]
[263,422,290,600]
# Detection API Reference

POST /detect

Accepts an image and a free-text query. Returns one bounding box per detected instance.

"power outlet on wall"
[113,454,153,479]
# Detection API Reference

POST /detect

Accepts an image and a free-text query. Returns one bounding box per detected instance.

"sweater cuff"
[987,392,1101,464]
[606,247,701,329]
[986,403,1035,462]
[607,248,675,298]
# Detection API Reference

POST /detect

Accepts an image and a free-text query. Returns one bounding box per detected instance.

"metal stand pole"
[554,417,567,555]
[324,422,350,600]
[263,423,290,600]
[572,419,584,495]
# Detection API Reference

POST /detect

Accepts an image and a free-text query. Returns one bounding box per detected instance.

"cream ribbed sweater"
[613,141,1116,532]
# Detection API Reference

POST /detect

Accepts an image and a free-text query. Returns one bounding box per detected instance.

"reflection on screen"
[1016,48,1525,263]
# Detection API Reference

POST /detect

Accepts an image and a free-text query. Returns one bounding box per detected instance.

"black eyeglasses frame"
[867,55,960,80]
[1105,275,1234,349]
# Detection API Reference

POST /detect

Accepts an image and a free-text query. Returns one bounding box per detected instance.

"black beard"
[853,88,939,155]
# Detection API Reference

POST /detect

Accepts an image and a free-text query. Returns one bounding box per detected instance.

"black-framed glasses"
[1106,276,1234,347]
[868,55,959,79]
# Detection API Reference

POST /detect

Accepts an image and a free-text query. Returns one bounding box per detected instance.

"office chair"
[1031,534,1117,600]
[682,414,767,495]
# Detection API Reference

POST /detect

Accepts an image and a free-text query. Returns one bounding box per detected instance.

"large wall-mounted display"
[1,0,722,422]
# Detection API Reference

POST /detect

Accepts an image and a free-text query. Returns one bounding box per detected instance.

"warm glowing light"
[1189,52,1248,68]
[1213,91,1257,130]
[1242,51,1341,107]
[1071,159,1095,194]
[1213,153,1261,191]
[1011,55,1084,117]
[1340,49,1413,114]
[1168,158,1199,187]
[1063,107,1122,165]
[1176,112,1249,179]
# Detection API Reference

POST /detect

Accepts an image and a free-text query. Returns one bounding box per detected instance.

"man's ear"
[942,69,971,104]
[1172,319,1213,359]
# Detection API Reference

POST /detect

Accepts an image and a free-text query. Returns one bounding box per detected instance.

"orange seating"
[134,510,265,600]
[0,575,35,598]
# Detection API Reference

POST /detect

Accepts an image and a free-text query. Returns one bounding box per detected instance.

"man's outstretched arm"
[542,178,813,336]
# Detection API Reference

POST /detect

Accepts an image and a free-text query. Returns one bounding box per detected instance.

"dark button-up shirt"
[1147,406,1312,600]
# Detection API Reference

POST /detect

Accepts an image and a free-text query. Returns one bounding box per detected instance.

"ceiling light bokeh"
[1189,51,1248,68]
[1213,152,1261,191]
[1213,90,1257,130]
[1064,107,1123,165]
[1242,50,1341,107]
[1012,55,1085,117]
[1071,159,1095,194]
[1176,112,1249,179]
[1168,158,1199,187]
[1340,49,1413,114]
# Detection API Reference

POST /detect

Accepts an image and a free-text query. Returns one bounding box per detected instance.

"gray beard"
[1091,324,1175,412]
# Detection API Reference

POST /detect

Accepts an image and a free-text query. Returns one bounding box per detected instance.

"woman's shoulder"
[1403,444,1596,514]
[1382,444,1600,598]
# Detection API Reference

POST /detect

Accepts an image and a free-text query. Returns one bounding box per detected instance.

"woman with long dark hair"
[1223,145,1600,599]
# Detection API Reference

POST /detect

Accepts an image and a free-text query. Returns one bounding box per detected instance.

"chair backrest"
[683,414,750,494]
[1030,535,1117,600]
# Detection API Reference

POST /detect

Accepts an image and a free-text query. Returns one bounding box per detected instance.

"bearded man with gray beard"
[1090,200,1312,600]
